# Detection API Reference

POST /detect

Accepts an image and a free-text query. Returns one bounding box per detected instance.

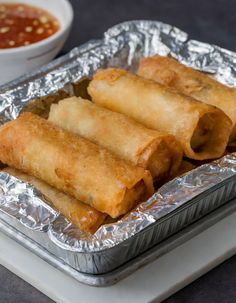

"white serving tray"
[1,200,236,303]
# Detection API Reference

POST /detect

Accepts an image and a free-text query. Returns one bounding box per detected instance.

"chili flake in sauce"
[0,3,60,49]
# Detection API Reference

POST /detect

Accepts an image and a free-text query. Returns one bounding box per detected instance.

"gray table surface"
[1,0,236,302]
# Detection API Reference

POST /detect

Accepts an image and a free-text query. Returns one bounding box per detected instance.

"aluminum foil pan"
[0,20,236,276]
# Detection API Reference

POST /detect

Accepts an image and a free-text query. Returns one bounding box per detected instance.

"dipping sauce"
[0,3,60,49]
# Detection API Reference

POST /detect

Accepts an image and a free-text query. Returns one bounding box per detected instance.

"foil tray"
[0,20,236,280]
[1,198,236,287]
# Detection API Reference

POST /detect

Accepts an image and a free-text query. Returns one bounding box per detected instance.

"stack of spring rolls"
[0,55,234,233]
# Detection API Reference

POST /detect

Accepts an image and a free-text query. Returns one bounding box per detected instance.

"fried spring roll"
[48,97,183,181]
[3,167,106,233]
[0,113,154,218]
[88,68,232,160]
[138,55,236,141]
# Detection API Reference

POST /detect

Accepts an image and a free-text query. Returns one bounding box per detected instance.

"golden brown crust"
[88,68,232,160]
[3,167,106,233]
[138,55,236,141]
[0,113,154,218]
[49,97,183,180]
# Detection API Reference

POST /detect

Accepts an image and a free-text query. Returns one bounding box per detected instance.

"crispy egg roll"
[3,167,106,233]
[48,97,183,181]
[88,68,232,160]
[138,55,236,141]
[0,113,154,218]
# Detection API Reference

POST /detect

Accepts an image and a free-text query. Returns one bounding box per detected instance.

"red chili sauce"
[0,3,60,49]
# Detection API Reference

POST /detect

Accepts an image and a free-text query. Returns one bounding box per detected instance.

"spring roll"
[88,68,232,160]
[138,55,236,141]
[3,167,106,233]
[0,113,154,218]
[48,97,183,181]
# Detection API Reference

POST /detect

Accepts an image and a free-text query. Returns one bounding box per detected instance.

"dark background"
[64,0,236,53]
[1,0,236,302]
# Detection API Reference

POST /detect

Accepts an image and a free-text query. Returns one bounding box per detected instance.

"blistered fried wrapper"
[0,21,236,275]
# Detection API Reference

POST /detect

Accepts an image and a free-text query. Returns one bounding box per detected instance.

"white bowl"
[0,0,73,86]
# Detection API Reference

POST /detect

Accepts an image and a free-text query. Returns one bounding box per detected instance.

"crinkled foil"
[0,20,236,254]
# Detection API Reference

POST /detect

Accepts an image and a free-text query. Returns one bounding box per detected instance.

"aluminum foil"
[0,20,236,254]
